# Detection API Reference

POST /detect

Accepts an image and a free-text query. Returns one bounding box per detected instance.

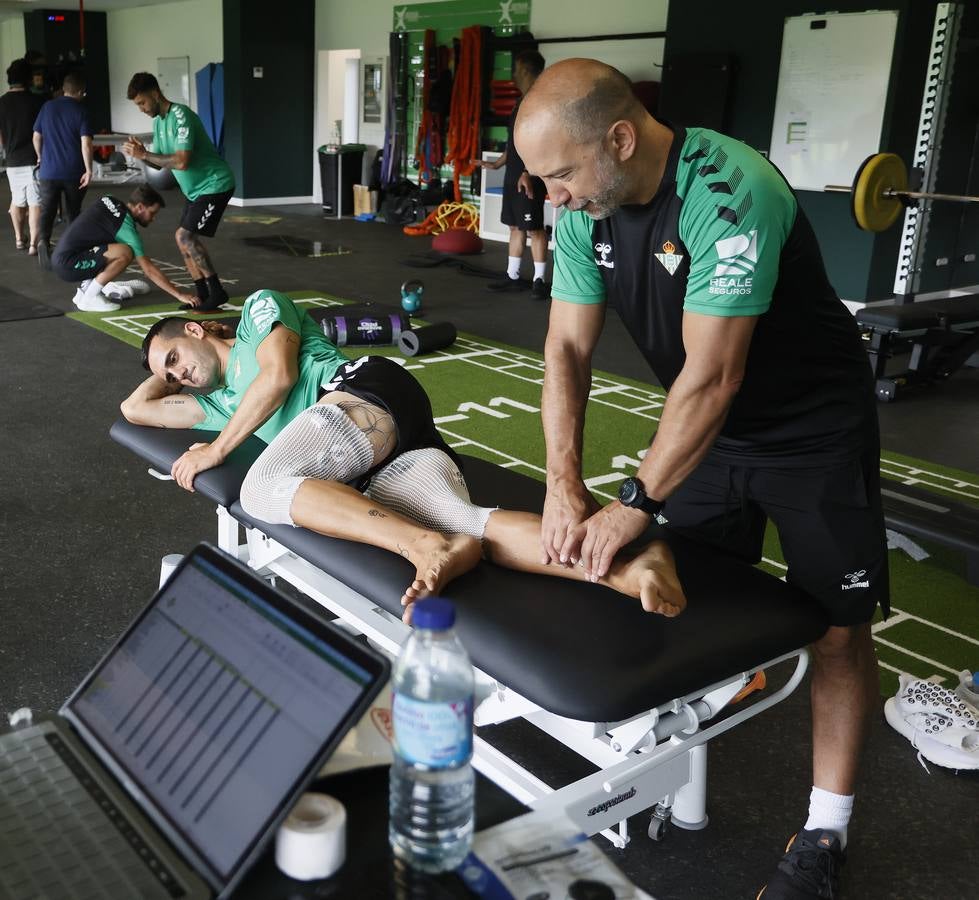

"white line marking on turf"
[872,637,960,676]
[887,607,979,646]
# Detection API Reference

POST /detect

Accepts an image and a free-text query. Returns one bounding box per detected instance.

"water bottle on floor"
[389,597,475,873]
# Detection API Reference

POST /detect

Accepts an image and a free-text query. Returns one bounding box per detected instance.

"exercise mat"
[398,321,457,356]
[0,287,64,323]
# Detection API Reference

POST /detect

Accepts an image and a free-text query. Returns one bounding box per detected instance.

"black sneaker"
[486,277,526,293]
[189,290,230,314]
[36,241,51,271]
[757,829,846,899]
[530,277,550,300]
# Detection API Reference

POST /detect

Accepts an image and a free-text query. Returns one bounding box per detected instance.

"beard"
[578,146,629,220]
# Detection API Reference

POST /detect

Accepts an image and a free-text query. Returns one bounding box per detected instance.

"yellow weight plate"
[851,152,908,232]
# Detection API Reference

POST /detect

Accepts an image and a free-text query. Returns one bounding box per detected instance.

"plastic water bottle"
[389,597,475,873]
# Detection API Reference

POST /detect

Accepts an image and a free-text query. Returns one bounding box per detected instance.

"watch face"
[619,478,639,506]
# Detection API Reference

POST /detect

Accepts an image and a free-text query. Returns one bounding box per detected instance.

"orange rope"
[443,26,482,202]
[403,201,479,236]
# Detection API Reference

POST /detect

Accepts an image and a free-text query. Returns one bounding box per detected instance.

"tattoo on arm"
[367,508,388,518]
[396,544,410,560]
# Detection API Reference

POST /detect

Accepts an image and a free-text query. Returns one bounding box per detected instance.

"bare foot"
[615,542,687,617]
[400,533,482,623]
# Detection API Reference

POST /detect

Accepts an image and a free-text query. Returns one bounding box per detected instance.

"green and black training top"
[551,125,875,466]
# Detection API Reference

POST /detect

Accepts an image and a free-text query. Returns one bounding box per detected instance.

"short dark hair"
[6,59,31,87]
[514,50,545,78]
[127,72,160,100]
[129,183,166,209]
[62,70,85,94]
[141,317,191,371]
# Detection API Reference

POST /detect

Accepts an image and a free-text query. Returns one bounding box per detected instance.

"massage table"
[111,420,827,848]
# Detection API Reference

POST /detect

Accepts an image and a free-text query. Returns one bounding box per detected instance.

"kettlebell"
[400,279,424,314]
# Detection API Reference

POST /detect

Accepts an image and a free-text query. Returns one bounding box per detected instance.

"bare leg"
[289,479,481,620]
[175,227,215,280]
[402,509,686,617]
[9,205,26,246]
[528,228,548,264]
[506,225,524,262]
[94,244,135,286]
[810,623,878,794]
[28,204,41,250]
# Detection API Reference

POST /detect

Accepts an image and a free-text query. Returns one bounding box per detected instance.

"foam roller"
[398,322,458,357]
[322,313,409,346]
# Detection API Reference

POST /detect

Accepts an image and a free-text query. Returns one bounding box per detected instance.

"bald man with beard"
[516,58,889,900]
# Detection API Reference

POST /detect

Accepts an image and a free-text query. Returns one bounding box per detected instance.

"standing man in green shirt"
[51,183,198,311]
[123,72,235,312]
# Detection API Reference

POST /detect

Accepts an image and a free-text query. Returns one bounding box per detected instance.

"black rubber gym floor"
[1,182,975,899]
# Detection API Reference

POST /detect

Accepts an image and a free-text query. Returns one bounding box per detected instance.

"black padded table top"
[110,420,267,509]
[232,457,828,723]
[110,420,828,723]
[856,294,979,331]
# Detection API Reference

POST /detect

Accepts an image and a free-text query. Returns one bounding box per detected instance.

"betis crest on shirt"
[654,240,683,276]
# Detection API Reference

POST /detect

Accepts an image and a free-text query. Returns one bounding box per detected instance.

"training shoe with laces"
[884,673,979,770]
[104,278,150,299]
[530,277,550,300]
[72,289,120,312]
[757,829,845,899]
[486,276,526,293]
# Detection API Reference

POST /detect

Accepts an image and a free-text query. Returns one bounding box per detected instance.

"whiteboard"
[157,56,191,107]
[769,11,898,192]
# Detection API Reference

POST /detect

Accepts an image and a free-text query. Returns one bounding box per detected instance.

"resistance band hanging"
[444,26,484,202]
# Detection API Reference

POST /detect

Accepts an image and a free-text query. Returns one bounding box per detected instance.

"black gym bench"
[881,479,979,586]
[855,294,979,402]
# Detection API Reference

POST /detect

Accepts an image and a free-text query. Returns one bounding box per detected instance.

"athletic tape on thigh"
[240,404,375,525]
[365,447,494,538]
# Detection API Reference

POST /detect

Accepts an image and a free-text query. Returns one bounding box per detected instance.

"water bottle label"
[392,694,473,768]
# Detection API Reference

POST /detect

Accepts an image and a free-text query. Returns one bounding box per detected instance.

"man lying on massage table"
[120,288,686,621]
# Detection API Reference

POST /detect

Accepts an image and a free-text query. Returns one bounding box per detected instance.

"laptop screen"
[66,550,381,882]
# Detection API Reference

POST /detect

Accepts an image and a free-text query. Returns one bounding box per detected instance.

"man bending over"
[53,184,197,311]
[123,72,234,312]
[121,289,685,619]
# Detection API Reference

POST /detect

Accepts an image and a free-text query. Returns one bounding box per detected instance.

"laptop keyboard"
[0,728,186,900]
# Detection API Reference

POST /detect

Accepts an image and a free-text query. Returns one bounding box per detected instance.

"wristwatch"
[618,477,665,518]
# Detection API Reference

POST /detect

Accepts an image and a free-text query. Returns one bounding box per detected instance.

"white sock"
[83,279,105,300]
[533,260,546,281]
[804,786,853,848]
[506,256,521,280]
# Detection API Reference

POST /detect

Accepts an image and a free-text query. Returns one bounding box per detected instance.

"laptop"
[0,543,390,899]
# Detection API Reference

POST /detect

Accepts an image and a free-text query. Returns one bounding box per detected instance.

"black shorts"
[662,448,890,626]
[52,244,109,283]
[321,356,459,483]
[180,189,233,237]
[501,176,546,230]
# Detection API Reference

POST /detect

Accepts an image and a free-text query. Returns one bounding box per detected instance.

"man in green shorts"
[516,59,889,899]
[123,72,235,312]
[52,183,197,311]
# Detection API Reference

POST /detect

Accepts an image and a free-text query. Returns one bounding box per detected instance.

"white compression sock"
[804,786,853,847]
[506,256,521,280]
[533,261,546,281]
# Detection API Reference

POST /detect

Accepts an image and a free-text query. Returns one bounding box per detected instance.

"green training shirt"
[53,194,144,260]
[194,290,349,444]
[550,125,875,464]
[152,102,235,200]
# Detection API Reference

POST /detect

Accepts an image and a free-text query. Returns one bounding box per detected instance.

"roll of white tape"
[275,792,347,881]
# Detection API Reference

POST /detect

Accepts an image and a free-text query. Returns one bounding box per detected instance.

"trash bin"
[319,144,366,215]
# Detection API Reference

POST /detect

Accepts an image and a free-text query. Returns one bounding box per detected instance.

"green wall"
[224,0,315,199]
[664,0,976,301]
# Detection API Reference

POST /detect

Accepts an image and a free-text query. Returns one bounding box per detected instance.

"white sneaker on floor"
[956,670,979,708]
[884,673,979,771]
[73,289,121,312]
[103,278,150,299]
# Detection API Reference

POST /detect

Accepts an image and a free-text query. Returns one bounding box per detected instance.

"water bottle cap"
[412,597,456,630]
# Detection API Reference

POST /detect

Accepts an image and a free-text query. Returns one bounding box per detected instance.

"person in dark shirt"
[32,69,93,262]
[0,59,46,253]
[473,50,550,299]
[53,183,197,312]
[516,59,887,900]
